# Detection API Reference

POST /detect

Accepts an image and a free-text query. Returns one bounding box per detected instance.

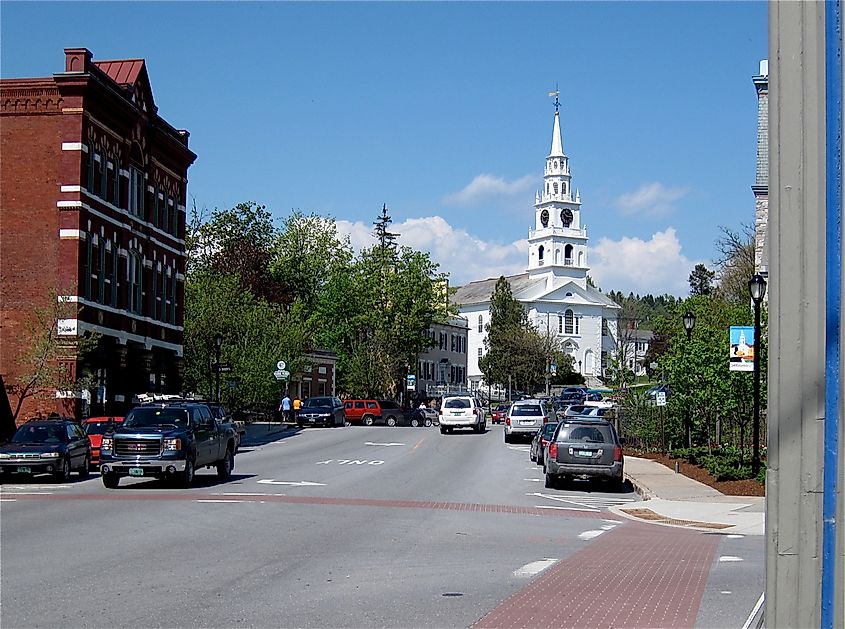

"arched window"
[584,350,594,375]
[128,251,143,314]
[562,182,567,194]
[564,244,574,265]
[555,248,561,264]
[554,160,558,169]
[478,314,483,333]
[565,309,574,334]
[553,182,558,194]
[578,251,584,266]
[538,245,544,262]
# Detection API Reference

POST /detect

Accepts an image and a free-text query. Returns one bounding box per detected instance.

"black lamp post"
[748,274,767,475]
[682,311,696,447]
[213,333,223,403]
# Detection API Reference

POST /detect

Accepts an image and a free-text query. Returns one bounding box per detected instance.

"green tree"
[688,263,716,297]
[713,224,756,303]
[478,277,532,394]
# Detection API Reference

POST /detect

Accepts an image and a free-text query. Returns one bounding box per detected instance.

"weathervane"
[548,84,560,113]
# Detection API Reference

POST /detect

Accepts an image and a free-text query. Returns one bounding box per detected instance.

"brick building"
[0,47,196,420]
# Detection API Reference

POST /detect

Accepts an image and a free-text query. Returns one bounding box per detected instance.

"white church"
[453,98,620,391]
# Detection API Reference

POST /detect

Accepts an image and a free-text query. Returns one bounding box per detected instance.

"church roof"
[452,273,543,306]
[583,285,621,308]
[549,110,564,157]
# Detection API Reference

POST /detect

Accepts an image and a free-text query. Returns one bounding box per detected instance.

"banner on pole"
[729,326,755,372]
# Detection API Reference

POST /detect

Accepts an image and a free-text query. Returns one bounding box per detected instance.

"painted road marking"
[0,499,17,502]
[727,534,745,539]
[523,478,543,482]
[315,459,384,466]
[196,499,242,503]
[257,480,327,487]
[578,530,606,540]
[535,505,599,513]
[528,491,634,511]
[0,491,55,495]
[719,555,744,562]
[364,442,405,447]
[741,593,765,629]
[513,558,558,578]
[508,446,531,452]
[220,492,286,497]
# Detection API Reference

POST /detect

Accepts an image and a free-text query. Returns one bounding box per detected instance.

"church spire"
[548,89,564,157]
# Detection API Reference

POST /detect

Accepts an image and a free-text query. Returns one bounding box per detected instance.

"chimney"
[64,48,92,73]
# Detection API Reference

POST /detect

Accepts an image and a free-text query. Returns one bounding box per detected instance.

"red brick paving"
[473,523,720,629]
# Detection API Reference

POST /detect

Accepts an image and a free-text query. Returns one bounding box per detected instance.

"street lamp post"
[748,274,767,476]
[213,333,223,403]
[682,311,696,447]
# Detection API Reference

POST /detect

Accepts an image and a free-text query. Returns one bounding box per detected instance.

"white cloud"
[336,218,697,296]
[335,216,526,285]
[588,228,699,296]
[443,173,535,206]
[615,182,689,217]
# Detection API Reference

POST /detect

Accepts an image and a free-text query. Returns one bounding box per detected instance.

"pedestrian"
[280,393,291,423]
[293,395,301,425]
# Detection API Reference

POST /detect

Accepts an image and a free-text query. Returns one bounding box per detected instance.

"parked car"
[404,407,434,427]
[83,416,124,467]
[297,396,346,427]
[0,418,91,481]
[343,399,404,426]
[490,404,511,424]
[438,396,486,433]
[530,422,559,465]
[543,417,624,490]
[558,390,586,404]
[504,399,554,443]
[561,405,612,418]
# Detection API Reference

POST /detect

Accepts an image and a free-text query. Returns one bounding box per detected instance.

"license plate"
[451,412,461,416]
[308,417,315,422]
[128,467,144,477]
[16,466,31,473]
[577,450,594,457]
[520,420,535,426]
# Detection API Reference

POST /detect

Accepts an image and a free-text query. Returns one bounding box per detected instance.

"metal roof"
[451,273,543,307]
[94,59,145,86]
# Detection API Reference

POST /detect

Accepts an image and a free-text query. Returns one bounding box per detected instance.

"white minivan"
[438,396,486,434]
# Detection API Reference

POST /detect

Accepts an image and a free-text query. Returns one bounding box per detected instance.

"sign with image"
[729,325,755,372]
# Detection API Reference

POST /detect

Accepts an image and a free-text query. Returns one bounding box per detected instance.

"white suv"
[504,399,554,443]
[438,396,486,434]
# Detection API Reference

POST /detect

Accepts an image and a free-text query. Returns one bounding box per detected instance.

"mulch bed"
[633,451,765,497]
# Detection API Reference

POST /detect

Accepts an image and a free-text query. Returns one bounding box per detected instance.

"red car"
[491,404,511,424]
[83,416,124,467]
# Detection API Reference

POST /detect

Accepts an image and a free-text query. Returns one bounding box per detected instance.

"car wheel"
[53,457,71,482]
[544,472,557,489]
[179,458,195,488]
[217,449,234,479]
[78,456,91,478]
[537,453,544,466]
[102,472,120,489]
[363,415,375,426]
[410,417,420,427]
[386,416,397,427]
[424,418,432,427]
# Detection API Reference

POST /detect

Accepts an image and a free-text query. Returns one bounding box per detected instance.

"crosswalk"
[0,484,73,500]
[528,490,636,512]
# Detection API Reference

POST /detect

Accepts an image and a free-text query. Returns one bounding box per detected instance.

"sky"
[1,1,768,297]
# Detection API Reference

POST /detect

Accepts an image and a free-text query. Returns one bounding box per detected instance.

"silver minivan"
[439,396,486,433]
[504,399,554,443]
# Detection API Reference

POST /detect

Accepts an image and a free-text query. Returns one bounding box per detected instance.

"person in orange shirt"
[292,395,302,424]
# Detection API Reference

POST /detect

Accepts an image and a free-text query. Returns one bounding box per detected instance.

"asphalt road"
[0,423,763,628]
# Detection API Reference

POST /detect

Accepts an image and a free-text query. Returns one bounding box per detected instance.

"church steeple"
[527,91,589,289]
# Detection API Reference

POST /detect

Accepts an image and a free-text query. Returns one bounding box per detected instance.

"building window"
[84,236,93,300]
[111,246,119,307]
[562,182,567,194]
[129,166,144,218]
[169,276,177,324]
[451,334,456,352]
[160,271,168,321]
[171,195,179,236]
[565,309,574,334]
[128,252,142,314]
[564,244,574,265]
[553,182,558,194]
[558,315,563,334]
[575,316,580,335]
[477,315,483,333]
[85,144,94,192]
[98,242,106,303]
[538,245,544,262]
[602,319,609,337]
[478,347,483,359]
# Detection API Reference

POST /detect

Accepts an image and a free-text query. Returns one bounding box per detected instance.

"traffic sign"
[656,392,667,406]
[406,374,416,391]
[214,362,232,373]
[276,360,286,370]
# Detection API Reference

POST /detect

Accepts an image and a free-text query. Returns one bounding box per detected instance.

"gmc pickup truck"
[99,401,236,489]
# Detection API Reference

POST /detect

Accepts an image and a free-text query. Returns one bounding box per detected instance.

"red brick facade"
[1,48,196,422]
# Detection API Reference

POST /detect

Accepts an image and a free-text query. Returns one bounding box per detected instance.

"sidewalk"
[613,455,765,536]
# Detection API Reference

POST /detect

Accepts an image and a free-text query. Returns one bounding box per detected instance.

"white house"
[453,98,620,391]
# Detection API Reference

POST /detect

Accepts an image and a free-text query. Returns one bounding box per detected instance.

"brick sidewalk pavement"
[474,522,720,628]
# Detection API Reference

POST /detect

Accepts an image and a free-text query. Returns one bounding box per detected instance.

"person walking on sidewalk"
[292,395,301,425]
[280,394,291,423]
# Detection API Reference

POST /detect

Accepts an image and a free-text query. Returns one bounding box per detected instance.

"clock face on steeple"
[540,209,549,227]
[561,208,573,226]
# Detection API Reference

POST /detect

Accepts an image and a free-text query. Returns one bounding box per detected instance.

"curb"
[624,472,656,500]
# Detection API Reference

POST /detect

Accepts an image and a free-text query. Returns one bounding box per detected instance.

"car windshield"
[557,424,613,444]
[511,404,542,416]
[303,397,332,408]
[495,405,510,412]
[444,398,471,409]
[124,408,190,428]
[84,421,117,435]
[12,424,68,443]
[542,423,559,438]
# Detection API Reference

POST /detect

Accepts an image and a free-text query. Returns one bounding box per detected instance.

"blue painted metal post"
[821,1,842,626]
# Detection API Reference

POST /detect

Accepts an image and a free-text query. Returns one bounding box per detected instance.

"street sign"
[276,360,287,370]
[214,362,232,373]
[274,369,290,381]
[549,363,557,376]
[406,374,416,391]
[656,392,667,406]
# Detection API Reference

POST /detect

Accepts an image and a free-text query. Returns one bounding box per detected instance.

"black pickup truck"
[99,402,236,489]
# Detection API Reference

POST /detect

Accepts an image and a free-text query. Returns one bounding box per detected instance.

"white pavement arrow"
[257,480,327,487]
[364,442,405,447]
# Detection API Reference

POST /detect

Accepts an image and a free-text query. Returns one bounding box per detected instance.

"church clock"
[561,208,573,226]
[540,209,549,227]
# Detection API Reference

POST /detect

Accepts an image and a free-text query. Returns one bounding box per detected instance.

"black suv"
[0,418,91,481]
[543,417,624,490]
[99,402,237,488]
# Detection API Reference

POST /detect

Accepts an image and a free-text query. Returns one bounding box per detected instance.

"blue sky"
[1,1,768,296]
